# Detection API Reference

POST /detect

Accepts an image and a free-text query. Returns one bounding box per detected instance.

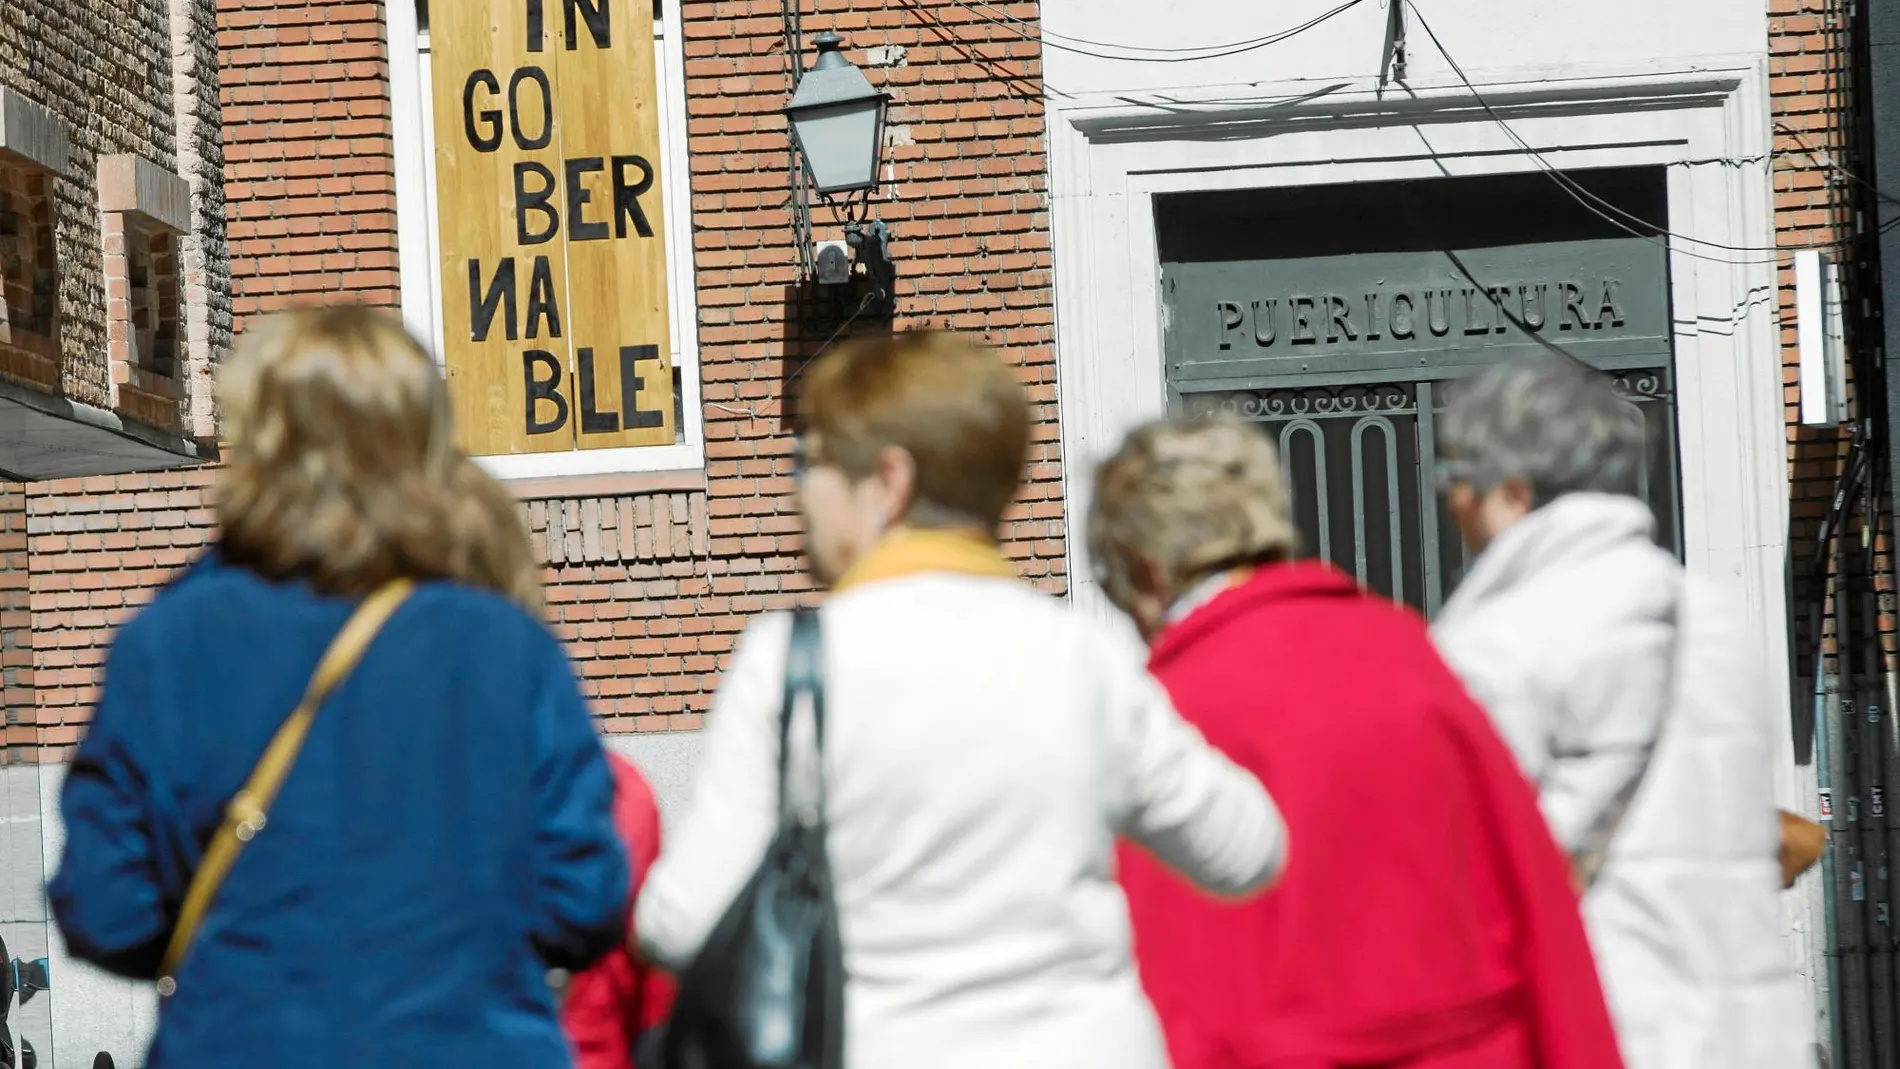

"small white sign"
[1796,249,1847,427]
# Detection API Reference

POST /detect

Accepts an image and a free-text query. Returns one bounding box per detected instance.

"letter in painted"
[621,344,666,429]
[612,156,656,238]
[566,157,608,242]
[462,70,503,152]
[523,350,569,435]
[468,257,516,342]
[576,347,619,433]
[514,162,560,245]
[524,256,563,339]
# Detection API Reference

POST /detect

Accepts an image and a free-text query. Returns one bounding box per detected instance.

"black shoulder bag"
[660,608,845,1069]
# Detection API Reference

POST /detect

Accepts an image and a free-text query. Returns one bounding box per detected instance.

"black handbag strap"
[777,608,826,826]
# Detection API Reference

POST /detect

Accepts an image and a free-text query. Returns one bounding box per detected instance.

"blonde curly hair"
[1088,414,1298,614]
[216,306,542,611]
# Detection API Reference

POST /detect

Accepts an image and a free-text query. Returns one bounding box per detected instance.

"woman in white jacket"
[1429,360,1812,1069]
[636,331,1287,1069]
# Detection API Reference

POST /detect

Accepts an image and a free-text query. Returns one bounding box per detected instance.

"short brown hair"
[1089,415,1298,614]
[217,306,542,611]
[799,331,1029,531]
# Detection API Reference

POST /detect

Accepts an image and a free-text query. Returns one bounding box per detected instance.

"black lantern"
[782,33,889,197]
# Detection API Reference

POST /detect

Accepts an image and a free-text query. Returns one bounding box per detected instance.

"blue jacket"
[50,551,629,1067]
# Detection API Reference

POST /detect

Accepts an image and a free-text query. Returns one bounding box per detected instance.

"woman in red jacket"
[1086,415,1624,1069]
[561,754,674,1069]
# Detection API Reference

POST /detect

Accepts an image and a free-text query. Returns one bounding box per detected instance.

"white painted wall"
[1039,0,1764,103]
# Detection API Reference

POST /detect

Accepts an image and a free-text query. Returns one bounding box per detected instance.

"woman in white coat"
[1429,360,1812,1069]
[635,331,1287,1069]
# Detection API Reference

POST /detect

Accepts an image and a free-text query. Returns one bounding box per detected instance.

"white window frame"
[388,0,705,480]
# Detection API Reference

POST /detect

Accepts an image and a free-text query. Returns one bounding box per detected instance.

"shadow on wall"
[777,275,898,438]
[1785,420,1860,768]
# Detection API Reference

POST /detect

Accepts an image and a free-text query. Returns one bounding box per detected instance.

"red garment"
[562,753,676,1069]
[1118,563,1624,1069]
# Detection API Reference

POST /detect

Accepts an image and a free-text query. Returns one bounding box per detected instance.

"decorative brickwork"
[103,211,188,431]
[0,0,183,407]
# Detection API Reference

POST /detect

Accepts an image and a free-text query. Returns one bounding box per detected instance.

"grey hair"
[1438,360,1648,505]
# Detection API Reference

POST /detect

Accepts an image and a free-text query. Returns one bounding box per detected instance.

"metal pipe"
[1817,616,1843,1065]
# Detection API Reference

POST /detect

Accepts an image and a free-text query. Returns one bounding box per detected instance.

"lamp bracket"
[845,219,895,319]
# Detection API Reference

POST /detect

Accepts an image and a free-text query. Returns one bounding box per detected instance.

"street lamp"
[783,32,889,197]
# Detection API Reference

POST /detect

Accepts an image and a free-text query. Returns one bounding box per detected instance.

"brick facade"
[1770,0,1893,680]
[6,0,1061,761]
[9,0,1864,764]
[220,0,400,330]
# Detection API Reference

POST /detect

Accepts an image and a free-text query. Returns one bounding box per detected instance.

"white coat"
[1432,493,1813,1069]
[636,571,1287,1069]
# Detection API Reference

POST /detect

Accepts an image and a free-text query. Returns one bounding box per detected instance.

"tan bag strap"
[156,579,414,995]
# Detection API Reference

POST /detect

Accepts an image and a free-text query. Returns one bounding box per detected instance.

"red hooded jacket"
[1117,563,1624,1069]
[562,753,675,1069]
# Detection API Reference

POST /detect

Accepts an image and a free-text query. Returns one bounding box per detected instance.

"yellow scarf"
[831,529,1019,593]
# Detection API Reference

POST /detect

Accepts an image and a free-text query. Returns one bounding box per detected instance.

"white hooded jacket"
[1431,493,1811,1069]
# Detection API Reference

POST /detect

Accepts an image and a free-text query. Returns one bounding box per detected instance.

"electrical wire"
[953,0,1370,63]
[964,0,1361,55]
[1404,0,1818,266]
[1776,120,1900,209]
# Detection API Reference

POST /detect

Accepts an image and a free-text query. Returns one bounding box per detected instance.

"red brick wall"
[15,0,1062,760]
[17,0,1882,763]
[1770,0,1892,677]
[219,0,400,331]
[21,470,217,759]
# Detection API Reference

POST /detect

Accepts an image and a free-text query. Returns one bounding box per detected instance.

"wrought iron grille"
[1178,367,1680,616]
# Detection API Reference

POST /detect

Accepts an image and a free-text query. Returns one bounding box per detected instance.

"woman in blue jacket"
[49,307,629,1068]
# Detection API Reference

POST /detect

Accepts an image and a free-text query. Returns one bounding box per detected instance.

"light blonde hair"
[1088,415,1298,614]
[216,306,541,611]
[800,331,1029,531]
